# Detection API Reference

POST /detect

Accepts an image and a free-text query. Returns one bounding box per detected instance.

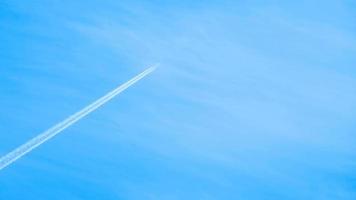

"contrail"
[0,65,157,171]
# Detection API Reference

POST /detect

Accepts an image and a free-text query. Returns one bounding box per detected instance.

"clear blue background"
[0,0,356,199]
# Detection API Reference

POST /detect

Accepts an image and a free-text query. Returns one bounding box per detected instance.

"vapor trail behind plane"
[0,66,157,171]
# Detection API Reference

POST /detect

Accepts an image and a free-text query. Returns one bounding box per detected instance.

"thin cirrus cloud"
[73,2,356,197]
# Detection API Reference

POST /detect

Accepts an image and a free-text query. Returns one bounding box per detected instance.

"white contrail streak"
[0,66,157,171]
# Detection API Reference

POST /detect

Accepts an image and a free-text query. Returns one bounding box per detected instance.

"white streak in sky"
[0,66,157,171]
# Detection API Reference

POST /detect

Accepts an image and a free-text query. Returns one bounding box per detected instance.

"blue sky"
[0,0,356,199]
